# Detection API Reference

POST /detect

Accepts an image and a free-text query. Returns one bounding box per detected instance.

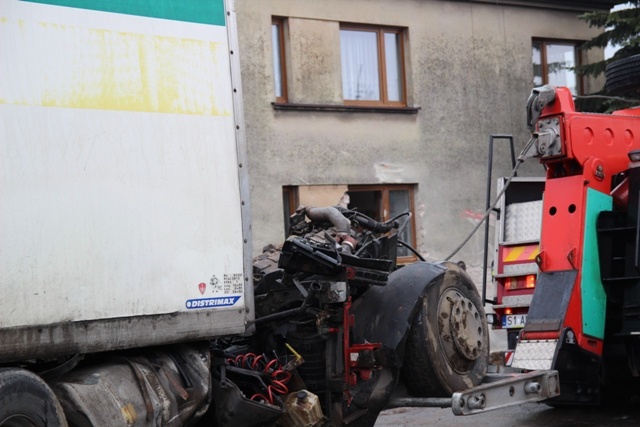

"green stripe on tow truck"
[581,188,612,339]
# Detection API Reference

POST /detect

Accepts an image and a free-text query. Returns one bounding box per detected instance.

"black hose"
[304,206,351,233]
[349,211,398,233]
[398,240,426,262]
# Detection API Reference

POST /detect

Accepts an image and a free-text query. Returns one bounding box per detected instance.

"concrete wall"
[235,0,605,265]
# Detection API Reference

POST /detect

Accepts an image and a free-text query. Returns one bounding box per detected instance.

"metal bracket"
[526,85,556,131]
[451,370,560,415]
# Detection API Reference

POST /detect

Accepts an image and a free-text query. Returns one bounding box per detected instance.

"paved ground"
[375,402,640,426]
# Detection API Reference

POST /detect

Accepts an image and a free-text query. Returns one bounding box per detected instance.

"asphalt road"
[375,402,640,426]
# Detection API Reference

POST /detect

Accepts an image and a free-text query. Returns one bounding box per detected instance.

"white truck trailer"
[0,1,558,425]
[1,0,252,424]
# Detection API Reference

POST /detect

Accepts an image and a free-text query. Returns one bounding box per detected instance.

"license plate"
[502,314,527,328]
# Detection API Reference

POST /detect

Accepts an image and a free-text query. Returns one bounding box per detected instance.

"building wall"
[235,0,606,264]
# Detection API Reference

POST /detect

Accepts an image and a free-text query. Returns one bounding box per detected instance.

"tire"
[605,54,640,96]
[0,368,67,427]
[402,263,489,397]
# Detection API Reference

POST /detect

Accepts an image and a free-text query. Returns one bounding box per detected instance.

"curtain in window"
[272,24,283,98]
[384,33,402,102]
[340,30,380,101]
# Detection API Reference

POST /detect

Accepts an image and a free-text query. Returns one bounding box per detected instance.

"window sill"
[272,102,420,114]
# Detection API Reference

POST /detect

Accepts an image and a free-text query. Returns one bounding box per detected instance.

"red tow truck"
[510,66,640,404]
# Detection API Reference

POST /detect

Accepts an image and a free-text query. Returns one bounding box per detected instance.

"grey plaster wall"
[235,0,605,264]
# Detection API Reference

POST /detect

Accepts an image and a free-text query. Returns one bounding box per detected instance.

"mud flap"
[347,262,446,420]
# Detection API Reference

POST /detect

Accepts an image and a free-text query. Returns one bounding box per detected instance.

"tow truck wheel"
[402,263,489,397]
[0,368,67,427]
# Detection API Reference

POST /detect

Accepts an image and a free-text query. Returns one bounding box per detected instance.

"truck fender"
[345,262,446,425]
[351,261,446,363]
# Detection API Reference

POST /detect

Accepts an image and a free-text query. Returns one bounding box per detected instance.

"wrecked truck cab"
[210,206,490,426]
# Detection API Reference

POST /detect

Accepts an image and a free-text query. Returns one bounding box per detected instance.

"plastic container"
[279,390,324,427]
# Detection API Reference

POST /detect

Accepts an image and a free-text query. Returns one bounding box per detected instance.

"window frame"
[347,184,417,263]
[532,38,584,95]
[282,185,299,236]
[340,24,407,107]
[272,17,288,103]
[281,184,418,262]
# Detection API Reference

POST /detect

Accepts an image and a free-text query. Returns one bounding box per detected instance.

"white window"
[340,25,406,105]
[533,40,581,95]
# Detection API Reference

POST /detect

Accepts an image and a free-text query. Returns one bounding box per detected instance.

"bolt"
[467,394,486,410]
[525,382,541,394]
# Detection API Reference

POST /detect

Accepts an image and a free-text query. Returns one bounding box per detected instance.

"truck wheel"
[0,368,67,427]
[605,54,640,96]
[402,263,489,397]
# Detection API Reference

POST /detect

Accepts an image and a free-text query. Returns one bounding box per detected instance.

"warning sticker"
[224,273,244,294]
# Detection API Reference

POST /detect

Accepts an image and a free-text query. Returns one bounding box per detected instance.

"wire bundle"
[226,353,292,405]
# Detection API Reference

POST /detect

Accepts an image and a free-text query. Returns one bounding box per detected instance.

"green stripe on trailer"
[581,188,612,340]
[22,0,225,26]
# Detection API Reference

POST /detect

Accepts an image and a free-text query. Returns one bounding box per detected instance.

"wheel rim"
[450,296,484,360]
[437,288,485,373]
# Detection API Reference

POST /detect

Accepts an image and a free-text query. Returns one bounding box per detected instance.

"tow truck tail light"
[505,274,537,290]
[526,274,535,288]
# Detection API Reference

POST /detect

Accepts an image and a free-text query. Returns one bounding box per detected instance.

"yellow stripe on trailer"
[0,11,232,116]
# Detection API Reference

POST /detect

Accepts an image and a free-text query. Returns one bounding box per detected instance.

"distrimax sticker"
[185,296,240,309]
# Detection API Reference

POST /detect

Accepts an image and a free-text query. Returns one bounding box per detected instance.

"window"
[532,39,581,95]
[340,25,406,106]
[347,185,416,261]
[272,18,287,102]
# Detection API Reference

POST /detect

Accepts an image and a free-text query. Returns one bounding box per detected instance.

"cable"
[444,136,537,261]
[573,94,640,104]
[398,240,426,261]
